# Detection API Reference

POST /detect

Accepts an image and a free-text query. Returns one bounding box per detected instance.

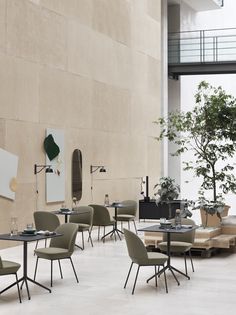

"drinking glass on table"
[10,217,18,236]
[26,223,34,230]
[160,218,166,224]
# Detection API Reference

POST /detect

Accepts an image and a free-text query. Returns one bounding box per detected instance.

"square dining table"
[0,232,61,300]
[102,202,125,241]
[138,224,197,285]
[52,208,90,223]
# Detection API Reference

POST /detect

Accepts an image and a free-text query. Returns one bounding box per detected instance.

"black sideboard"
[139,199,187,220]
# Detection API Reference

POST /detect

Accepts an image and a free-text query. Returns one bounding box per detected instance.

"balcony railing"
[168,27,236,65]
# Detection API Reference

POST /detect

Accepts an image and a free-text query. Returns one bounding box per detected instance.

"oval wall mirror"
[72,149,82,201]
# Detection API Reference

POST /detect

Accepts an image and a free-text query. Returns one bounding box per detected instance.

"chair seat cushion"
[145,252,168,266]
[158,241,192,253]
[115,214,135,221]
[100,220,115,226]
[0,260,21,275]
[77,223,90,231]
[35,247,70,260]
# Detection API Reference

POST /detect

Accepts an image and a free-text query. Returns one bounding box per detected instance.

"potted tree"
[154,81,236,227]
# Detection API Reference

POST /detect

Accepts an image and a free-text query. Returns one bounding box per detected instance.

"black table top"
[138,224,197,234]
[0,232,61,242]
[107,202,125,208]
[52,209,89,215]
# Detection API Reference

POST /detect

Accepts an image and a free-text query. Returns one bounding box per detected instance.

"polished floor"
[0,222,236,315]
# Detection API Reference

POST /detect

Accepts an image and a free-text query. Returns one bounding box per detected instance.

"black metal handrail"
[169,27,236,64]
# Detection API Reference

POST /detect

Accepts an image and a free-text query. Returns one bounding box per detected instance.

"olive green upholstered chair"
[34,223,79,287]
[123,229,168,294]
[89,204,115,242]
[34,211,60,250]
[158,218,196,276]
[0,256,21,303]
[69,206,94,250]
[116,200,138,234]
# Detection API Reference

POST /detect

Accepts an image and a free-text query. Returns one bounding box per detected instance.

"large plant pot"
[200,205,230,228]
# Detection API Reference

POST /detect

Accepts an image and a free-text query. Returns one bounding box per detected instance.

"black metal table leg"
[146,230,190,285]
[19,241,51,299]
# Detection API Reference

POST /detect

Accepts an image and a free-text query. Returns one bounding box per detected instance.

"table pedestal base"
[147,264,190,286]
[1,276,51,300]
[101,228,123,242]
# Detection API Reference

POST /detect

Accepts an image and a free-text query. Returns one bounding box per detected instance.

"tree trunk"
[212,164,217,202]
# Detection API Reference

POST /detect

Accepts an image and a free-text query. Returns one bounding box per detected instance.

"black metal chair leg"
[189,250,194,272]
[34,257,39,280]
[133,220,138,234]
[155,266,157,287]
[184,253,188,276]
[103,226,106,243]
[69,257,79,283]
[15,273,22,303]
[132,265,140,295]
[89,226,93,242]
[34,240,39,254]
[51,260,53,287]
[124,262,133,289]
[88,230,93,247]
[98,226,100,240]
[81,231,85,250]
[58,260,63,279]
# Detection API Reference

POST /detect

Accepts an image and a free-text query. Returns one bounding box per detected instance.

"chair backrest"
[117,200,137,216]
[89,204,112,226]
[163,218,196,243]
[50,223,78,255]
[124,229,148,265]
[0,256,2,269]
[34,211,60,231]
[69,206,93,226]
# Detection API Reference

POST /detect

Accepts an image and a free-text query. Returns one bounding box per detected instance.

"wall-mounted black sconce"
[34,164,53,175]
[90,165,106,174]
[90,165,106,201]
[34,164,53,210]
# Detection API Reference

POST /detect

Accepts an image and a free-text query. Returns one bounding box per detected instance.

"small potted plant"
[154,176,180,203]
[154,177,183,218]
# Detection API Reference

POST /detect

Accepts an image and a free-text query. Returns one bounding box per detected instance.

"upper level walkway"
[168,27,236,79]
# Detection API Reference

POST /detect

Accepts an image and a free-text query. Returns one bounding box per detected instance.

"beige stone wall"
[0,0,162,248]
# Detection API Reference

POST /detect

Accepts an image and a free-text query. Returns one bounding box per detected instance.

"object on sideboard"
[140,176,150,202]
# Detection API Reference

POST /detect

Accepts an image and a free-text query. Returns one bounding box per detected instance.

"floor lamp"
[90,165,106,202]
[34,164,53,211]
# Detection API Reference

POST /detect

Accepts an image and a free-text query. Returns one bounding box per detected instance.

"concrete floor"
[0,222,236,315]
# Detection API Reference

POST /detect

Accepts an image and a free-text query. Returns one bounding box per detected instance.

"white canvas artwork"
[0,148,18,200]
[45,128,65,203]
